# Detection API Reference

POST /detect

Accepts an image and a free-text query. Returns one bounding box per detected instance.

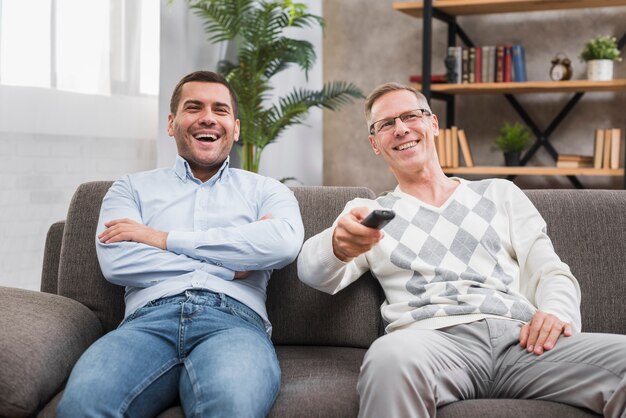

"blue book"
[512,44,527,82]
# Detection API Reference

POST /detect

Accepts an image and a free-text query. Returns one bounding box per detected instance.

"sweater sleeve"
[297,200,373,295]
[506,183,582,331]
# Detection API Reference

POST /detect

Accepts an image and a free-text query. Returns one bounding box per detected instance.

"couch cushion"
[56,181,125,333]
[526,190,626,334]
[268,186,385,348]
[269,345,365,417]
[0,287,102,418]
[438,398,599,417]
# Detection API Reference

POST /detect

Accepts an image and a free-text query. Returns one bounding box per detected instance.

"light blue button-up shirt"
[95,156,304,333]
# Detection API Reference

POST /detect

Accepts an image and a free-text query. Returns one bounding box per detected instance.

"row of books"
[444,45,527,84]
[556,128,622,169]
[436,127,474,168]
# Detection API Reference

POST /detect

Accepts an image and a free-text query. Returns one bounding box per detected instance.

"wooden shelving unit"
[393,0,626,187]
[394,0,626,17]
[417,79,626,95]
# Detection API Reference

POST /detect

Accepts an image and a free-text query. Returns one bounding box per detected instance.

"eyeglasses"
[369,108,432,135]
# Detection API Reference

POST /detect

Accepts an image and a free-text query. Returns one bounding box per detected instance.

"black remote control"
[361,209,396,229]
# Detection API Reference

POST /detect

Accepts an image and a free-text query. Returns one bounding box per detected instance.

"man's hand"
[332,207,384,262]
[98,219,168,250]
[519,311,573,356]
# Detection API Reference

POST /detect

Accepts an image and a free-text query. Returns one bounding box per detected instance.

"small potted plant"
[579,35,622,81]
[494,122,531,166]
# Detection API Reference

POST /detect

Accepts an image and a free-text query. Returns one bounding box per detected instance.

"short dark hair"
[169,71,239,118]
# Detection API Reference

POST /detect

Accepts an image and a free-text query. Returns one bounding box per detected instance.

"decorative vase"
[586,59,614,81]
[503,152,521,166]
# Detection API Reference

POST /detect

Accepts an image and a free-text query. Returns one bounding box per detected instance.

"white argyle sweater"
[298,179,581,333]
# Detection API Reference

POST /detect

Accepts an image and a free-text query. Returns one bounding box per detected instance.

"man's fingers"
[563,323,573,337]
[542,325,564,351]
[519,323,530,348]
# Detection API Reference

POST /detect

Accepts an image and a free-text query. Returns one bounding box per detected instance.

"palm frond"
[188,0,255,42]
[183,0,364,173]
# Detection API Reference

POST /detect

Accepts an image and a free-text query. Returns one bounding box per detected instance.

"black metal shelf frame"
[419,0,626,188]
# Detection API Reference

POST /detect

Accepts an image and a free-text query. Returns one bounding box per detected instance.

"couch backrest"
[55,182,385,344]
[56,181,124,333]
[526,189,626,335]
[267,186,385,348]
[52,183,625,339]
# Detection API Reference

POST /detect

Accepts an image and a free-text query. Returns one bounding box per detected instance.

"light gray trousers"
[357,318,626,418]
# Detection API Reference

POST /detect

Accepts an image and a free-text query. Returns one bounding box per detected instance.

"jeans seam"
[118,358,180,415]
[184,357,202,418]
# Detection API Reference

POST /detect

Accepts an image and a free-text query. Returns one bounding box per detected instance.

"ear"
[233,118,240,142]
[369,135,381,155]
[431,114,440,137]
[167,114,175,137]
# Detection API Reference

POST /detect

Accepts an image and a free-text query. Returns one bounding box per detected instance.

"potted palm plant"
[579,35,622,81]
[494,122,531,166]
[183,0,363,173]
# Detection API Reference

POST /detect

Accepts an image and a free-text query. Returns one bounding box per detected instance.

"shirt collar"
[173,155,231,184]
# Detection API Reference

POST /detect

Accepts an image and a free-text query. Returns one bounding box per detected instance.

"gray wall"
[323,0,626,194]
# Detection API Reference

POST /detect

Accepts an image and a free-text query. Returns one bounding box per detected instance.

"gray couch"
[1,182,624,418]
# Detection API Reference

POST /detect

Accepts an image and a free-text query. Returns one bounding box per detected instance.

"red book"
[503,45,513,82]
[474,46,482,83]
[409,74,448,83]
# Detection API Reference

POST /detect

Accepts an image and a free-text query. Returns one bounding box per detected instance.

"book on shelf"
[437,129,446,166]
[461,47,469,84]
[511,44,527,82]
[610,128,621,169]
[593,129,604,169]
[503,45,513,82]
[451,126,459,168]
[603,128,612,168]
[556,154,593,168]
[436,126,473,168]
[468,47,476,83]
[495,45,505,83]
[457,129,474,167]
[409,74,448,83]
[593,128,623,169]
[444,44,524,84]
[474,47,482,83]
[445,128,453,166]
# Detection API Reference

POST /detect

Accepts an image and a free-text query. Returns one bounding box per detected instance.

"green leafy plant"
[183,0,364,173]
[579,35,622,62]
[495,122,531,153]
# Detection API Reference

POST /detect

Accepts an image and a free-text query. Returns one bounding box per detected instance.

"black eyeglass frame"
[369,108,433,135]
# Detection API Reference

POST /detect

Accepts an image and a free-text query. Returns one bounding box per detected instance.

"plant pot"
[586,59,614,81]
[503,152,522,166]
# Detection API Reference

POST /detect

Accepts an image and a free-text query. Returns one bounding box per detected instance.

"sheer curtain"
[0,0,160,290]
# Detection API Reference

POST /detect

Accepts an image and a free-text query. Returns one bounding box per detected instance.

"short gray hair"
[364,82,430,124]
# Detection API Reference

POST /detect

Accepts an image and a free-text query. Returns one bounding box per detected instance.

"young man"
[297,82,626,417]
[57,71,304,418]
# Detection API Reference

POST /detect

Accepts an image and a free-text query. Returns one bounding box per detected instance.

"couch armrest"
[0,286,103,418]
[41,221,65,294]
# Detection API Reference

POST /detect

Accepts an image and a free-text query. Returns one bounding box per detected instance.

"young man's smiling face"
[368,89,439,177]
[167,81,240,182]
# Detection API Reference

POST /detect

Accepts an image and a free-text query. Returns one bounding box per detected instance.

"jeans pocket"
[228,306,266,333]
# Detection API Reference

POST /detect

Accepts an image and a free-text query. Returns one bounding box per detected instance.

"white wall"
[0,86,157,290]
[158,0,323,186]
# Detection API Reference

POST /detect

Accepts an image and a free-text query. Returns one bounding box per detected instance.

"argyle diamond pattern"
[378,179,534,323]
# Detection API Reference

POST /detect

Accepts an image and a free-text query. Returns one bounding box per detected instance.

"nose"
[393,118,410,136]
[198,109,217,126]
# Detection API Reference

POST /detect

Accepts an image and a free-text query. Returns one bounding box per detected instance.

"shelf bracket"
[504,93,585,188]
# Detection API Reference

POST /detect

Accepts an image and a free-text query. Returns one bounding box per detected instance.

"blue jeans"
[57,290,280,418]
